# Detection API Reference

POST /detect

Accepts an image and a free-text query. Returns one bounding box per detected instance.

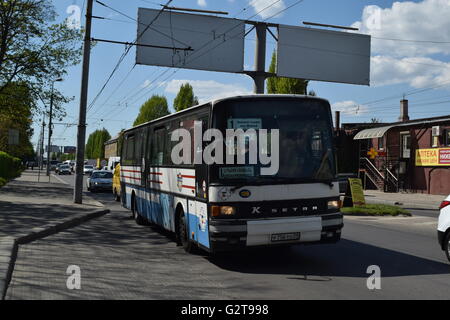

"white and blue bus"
[120,95,343,253]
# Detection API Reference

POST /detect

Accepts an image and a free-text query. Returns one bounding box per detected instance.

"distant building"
[340,99,450,195]
[104,134,120,159]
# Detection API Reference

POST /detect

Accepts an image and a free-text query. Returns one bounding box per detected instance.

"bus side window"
[134,129,143,164]
[123,134,135,166]
[151,128,166,166]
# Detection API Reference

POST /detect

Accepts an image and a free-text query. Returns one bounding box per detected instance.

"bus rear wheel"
[132,194,146,226]
[178,211,194,253]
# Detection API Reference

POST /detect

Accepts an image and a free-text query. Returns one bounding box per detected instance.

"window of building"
[378,137,384,150]
[445,129,450,146]
[400,132,411,159]
[431,134,439,148]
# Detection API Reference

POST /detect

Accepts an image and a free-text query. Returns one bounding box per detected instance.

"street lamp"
[46,78,63,176]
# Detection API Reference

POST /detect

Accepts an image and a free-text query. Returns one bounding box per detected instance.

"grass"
[0,177,6,189]
[341,204,411,216]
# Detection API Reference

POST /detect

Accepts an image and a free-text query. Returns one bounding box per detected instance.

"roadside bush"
[341,204,411,216]
[0,151,22,180]
[0,177,6,188]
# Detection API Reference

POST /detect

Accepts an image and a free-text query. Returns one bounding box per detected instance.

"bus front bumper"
[209,213,343,252]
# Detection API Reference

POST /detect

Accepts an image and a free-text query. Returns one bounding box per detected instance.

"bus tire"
[177,210,194,253]
[132,193,146,225]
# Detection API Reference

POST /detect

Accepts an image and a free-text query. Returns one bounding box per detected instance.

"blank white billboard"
[136,8,245,73]
[277,26,371,85]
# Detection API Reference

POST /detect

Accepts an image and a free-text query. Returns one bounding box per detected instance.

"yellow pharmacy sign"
[416,148,450,167]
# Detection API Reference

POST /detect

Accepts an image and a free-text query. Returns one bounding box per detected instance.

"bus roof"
[124,94,330,133]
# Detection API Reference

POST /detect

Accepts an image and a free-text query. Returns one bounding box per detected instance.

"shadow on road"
[208,239,450,279]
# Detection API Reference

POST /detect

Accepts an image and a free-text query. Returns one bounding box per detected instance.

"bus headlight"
[328,200,341,210]
[211,206,236,217]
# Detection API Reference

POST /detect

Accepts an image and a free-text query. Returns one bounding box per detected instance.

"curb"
[0,209,109,300]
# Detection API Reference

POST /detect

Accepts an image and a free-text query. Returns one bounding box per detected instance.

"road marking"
[52,174,69,185]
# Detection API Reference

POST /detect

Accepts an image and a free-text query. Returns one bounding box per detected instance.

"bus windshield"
[211,97,335,184]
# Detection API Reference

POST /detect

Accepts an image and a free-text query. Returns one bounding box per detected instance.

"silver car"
[58,164,72,175]
[83,165,94,175]
[86,170,113,192]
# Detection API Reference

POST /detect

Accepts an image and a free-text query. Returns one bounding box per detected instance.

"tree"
[133,95,170,126]
[85,128,111,159]
[0,0,82,119]
[267,50,309,95]
[0,82,35,160]
[173,83,199,112]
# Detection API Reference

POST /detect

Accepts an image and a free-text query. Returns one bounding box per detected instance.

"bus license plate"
[271,232,300,242]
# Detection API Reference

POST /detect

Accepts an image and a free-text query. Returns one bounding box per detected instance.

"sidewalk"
[0,170,104,239]
[364,189,447,210]
[0,170,110,298]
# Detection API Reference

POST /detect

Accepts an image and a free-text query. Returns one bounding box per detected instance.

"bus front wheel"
[177,211,194,253]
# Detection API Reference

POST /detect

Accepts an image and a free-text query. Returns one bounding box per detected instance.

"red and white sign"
[439,148,450,165]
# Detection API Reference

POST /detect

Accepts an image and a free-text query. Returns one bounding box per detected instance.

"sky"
[36,0,450,150]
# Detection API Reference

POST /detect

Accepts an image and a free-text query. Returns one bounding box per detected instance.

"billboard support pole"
[74,0,94,204]
[253,22,267,94]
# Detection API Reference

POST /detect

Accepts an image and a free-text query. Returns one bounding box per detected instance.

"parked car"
[55,163,63,174]
[112,163,121,202]
[438,195,450,263]
[83,165,94,175]
[50,160,60,171]
[86,170,113,192]
[58,164,72,175]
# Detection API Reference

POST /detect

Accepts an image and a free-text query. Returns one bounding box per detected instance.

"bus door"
[195,114,210,248]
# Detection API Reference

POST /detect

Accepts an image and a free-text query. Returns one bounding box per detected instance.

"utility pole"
[46,83,55,176]
[74,0,94,204]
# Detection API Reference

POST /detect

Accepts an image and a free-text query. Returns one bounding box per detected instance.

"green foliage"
[0,151,22,181]
[267,50,309,95]
[133,95,170,126]
[0,177,6,188]
[85,128,111,159]
[0,83,35,160]
[341,204,410,216]
[173,83,199,112]
[0,0,82,119]
[60,153,75,161]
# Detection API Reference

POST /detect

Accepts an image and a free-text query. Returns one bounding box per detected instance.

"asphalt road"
[5,173,450,300]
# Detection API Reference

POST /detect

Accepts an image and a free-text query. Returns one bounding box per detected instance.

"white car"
[438,195,450,262]
[83,165,94,175]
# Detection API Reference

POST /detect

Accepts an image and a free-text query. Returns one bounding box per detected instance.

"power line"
[102,0,305,122]
[86,0,173,114]
[127,0,304,105]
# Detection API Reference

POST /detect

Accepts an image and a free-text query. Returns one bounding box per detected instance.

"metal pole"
[74,0,94,204]
[253,23,267,94]
[46,82,55,176]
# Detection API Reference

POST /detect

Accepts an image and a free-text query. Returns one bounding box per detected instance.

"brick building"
[338,100,450,195]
